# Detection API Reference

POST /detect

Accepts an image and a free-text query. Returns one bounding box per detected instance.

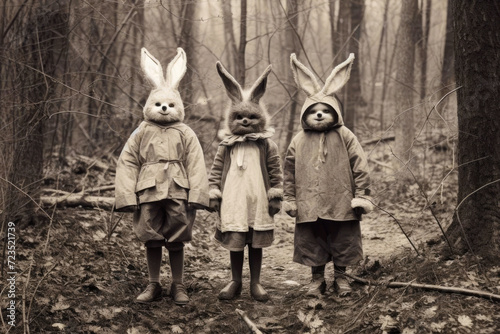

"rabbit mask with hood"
[291,53,354,134]
[141,47,186,125]
[283,53,372,222]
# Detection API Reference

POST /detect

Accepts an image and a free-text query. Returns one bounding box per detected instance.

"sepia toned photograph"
[1,0,499,333]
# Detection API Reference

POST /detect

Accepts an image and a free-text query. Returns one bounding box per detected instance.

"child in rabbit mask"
[208,62,283,302]
[115,48,209,305]
[283,53,372,297]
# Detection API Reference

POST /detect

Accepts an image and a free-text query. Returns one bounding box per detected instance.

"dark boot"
[218,280,242,300]
[250,283,269,302]
[249,246,269,302]
[219,251,244,300]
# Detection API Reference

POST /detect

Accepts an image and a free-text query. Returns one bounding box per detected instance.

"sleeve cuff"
[282,201,297,212]
[209,187,222,200]
[188,190,210,207]
[351,197,374,214]
[115,194,138,210]
[267,188,283,201]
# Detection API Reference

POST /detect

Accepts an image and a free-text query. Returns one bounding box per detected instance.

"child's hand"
[188,203,205,211]
[268,199,281,216]
[283,201,297,217]
[353,207,365,216]
[351,197,373,217]
[208,198,221,212]
[115,205,139,213]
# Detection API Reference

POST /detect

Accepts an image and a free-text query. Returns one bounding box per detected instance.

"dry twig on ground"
[236,309,263,334]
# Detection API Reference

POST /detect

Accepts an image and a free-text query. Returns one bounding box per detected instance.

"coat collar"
[220,128,275,146]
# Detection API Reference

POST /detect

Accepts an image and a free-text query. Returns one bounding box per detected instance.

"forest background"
[1,0,499,333]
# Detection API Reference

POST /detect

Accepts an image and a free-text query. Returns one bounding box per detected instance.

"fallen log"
[40,194,114,210]
[74,154,115,172]
[41,185,115,196]
[361,135,395,146]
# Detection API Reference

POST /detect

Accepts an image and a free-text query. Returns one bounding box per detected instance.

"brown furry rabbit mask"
[141,47,187,125]
[216,61,273,136]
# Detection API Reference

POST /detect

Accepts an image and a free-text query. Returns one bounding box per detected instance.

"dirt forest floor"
[2,149,500,333]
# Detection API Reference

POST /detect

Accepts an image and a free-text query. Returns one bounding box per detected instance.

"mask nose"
[242,118,248,125]
[162,105,167,111]
[316,112,323,118]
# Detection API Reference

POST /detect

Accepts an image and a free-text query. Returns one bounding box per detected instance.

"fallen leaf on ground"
[171,325,183,333]
[52,323,66,330]
[457,315,473,328]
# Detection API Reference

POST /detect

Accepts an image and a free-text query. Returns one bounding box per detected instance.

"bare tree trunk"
[379,0,398,132]
[237,0,248,85]
[439,0,454,102]
[334,0,350,123]
[179,0,197,114]
[331,0,364,132]
[221,0,238,71]
[87,14,100,151]
[393,0,417,175]
[445,0,500,264]
[415,0,431,100]
[335,0,349,58]
[127,1,144,132]
[283,0,300,155]
[369,0,390,124]
[3,2,69,226]
[329,0,337,57]
[344,0,365,132]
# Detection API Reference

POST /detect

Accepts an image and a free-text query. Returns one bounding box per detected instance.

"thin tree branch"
[343,271,500,302]
[0,177,50,220]
[371,202,420,256]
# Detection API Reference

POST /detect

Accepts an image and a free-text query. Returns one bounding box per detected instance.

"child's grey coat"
[115,120,209,211]
[283,95,371,224]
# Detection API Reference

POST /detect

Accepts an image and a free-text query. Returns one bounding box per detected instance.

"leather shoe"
[170,282,189,305]
[136,283,162,303]
[334,276,352,296]
[304,274,326,298]
[218,280,242,300]
[250,283,269,302]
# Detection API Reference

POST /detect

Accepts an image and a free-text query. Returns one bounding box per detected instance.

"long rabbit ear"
[141,48,164,88]
[166,47,187,89]
[290,53,321,96]
[216,61,243,103]
[249,65,272,103]
[322,53,355,96]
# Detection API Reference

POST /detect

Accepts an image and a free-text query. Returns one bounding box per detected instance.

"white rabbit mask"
[216,61,273,136]
[141,47,187,125]
[290,53,355,131]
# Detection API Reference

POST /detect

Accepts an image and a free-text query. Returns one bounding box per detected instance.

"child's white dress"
[220,141,273,233]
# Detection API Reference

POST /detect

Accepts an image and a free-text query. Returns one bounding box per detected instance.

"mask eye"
[236,115,243,120]
[155,102,161,107]
[249,115,257,120]
[322,109,329,113]
[168,103,175,108]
